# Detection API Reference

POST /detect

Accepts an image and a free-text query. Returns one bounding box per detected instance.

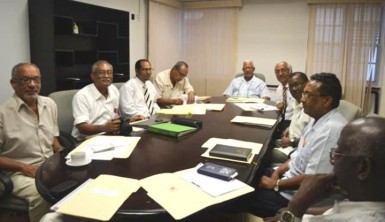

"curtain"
[149,1,239,96]
[181,8,239,96]
[148,1,182,73]
[306,3,382,115]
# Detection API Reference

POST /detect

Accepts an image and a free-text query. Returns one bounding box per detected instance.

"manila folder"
[56,174,140,221]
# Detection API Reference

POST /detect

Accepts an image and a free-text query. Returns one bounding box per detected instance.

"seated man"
[274,61,295,132]
[0,63,63,222]
[281,116,385,221]
[120,59,160,120]
[223,60,270,99]
[248,73,347,218]
[72,60,121,141]
[153,61,195,107]
[269,72,311,163]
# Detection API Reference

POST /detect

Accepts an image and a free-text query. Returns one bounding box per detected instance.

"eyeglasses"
[176,69,187,77]
[13,77,41,85]
[302,91,325,99]
[140,68,153,72]
[94,70,113,76]
[329,148,367,165]
[275,68,289,74]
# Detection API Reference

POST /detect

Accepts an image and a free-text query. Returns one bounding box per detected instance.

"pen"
[91,146,115,153]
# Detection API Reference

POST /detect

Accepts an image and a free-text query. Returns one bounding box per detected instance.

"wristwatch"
[289,138,295,147]
[274,179,281,192]
[280,211,302,222]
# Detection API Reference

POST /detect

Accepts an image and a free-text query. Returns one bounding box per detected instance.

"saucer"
[66,158,92,167]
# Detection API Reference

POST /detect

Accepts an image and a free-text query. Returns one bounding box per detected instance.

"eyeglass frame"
[329,147,369,165]
[12,77,41,85]
[93,70,113,76]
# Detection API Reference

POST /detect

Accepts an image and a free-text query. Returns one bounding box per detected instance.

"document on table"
[139,168,254,220]
[226,97,265,103]
[156,105,206,115]
[52,175,140,221]
[231,116,277,128]
[234,103,279,112]
[201,138,263,164]
[67,135,141,160]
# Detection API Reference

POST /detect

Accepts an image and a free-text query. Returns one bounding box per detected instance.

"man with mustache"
[72,60,121,141]
[280,117,385,221]
[0,63,63,222]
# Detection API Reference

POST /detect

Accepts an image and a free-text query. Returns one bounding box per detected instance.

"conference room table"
[36,97,280,221]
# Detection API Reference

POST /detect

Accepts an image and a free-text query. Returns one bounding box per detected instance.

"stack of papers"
[226,97,265,103]
[67,135,141,160]
[52,175,140,221]
[140,168,254,220]
[201,138,263,163]
[234,103,279,112]
[156,103,226,115]
[231,116,277,128]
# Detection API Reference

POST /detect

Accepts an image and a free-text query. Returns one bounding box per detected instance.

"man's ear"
[357,157,372,181]
[323,96,333,108]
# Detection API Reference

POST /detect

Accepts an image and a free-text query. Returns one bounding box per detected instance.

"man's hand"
[130,115,145,122]
[187,92,195,104]
[259,176,277,190]
[103,117,121,133]
[281,136,291,147]
[20,163,38,178]
[288,174,338,217]
[173,98,183,105]
[276,102,284,110]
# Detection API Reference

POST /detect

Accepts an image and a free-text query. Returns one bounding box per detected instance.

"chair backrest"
[49,89,79,134]
[235,73,266,82]
[112,82,125,89]
[337,100,363,122]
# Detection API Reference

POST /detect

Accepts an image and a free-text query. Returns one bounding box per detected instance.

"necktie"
[144,84,154,115]
[281,86,287,121]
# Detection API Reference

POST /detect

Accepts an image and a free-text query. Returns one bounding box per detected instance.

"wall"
[237,0,309,85]
[0,0,30,103]
[0,0,147,103]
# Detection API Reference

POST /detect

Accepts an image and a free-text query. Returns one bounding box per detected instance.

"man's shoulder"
[38,95,56,106]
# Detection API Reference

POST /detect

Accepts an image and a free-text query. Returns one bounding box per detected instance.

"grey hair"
[11,63,40,79]
[243,60,255,68]
[275,61,292,73]
[173,61,189,70]
[91,60,113,73]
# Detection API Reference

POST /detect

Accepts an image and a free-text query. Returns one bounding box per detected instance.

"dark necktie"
[281,86,287,121]
[144,84,154,115]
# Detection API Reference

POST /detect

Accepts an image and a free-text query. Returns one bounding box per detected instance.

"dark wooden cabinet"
[29,0,130,95]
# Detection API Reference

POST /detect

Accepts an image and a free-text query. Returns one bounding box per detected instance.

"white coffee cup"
[70,151,87,165]
[181,94,188,104]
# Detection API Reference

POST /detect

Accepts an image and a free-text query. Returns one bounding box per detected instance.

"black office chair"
[0,131,77,217]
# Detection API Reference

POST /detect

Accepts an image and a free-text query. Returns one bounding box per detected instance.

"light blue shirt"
[281,109,347,199]
[223,76,270,98]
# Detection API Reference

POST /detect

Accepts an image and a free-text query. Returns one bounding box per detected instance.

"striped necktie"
[144,84,154,115]
[281,86,287,121]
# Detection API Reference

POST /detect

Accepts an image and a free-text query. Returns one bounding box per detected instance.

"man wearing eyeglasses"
[72,60,121,141]
[153,61,195,107]
[0,63,63,222]
[119,59,160,120]
[279,116,385,221]
[248,73,347,218]
[223,60,270,99]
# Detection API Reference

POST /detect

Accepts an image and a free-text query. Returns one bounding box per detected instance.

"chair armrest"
[0,170,14,196]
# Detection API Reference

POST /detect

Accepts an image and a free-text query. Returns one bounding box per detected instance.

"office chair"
[235,73,266,82]
[337,100,363,122]
[48,89,78,134]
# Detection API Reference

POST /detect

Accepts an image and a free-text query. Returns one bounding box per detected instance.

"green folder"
[147,123,198,138]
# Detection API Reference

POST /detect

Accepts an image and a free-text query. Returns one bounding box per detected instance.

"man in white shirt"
[72,60,121,141]
[223,60,270,99]
[280,116,385,222]
[248,73,347,218]
[275,61,295,132]
[269,72,311,163]
[119,59,160,120]
[153,61,195,107]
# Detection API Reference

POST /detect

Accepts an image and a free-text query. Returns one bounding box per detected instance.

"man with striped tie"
[119,59,160,121]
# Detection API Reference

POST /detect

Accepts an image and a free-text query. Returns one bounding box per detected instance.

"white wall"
[0,0,30,103]
[237,0,309,85]
[0,0,147,103]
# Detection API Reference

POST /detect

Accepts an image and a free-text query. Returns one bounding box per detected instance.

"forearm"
[157,98,181,106]
[278,174,305,190]
[0,156,30,173]
[52,137,63,153]
[76,122,109,135]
